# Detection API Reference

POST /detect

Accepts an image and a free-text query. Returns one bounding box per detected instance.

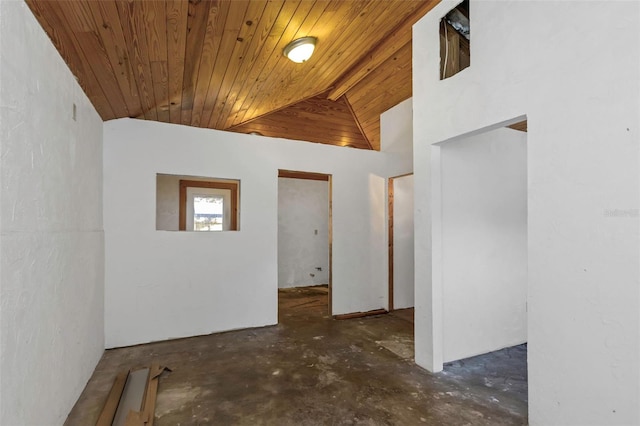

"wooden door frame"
[278,169,333,316]
[388,172,413,312]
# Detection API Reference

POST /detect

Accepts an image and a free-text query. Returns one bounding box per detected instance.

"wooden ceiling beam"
[327,0,439,102]
[343,95,373,150]
[345,40,413,151]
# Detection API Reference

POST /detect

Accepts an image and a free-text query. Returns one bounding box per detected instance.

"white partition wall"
[413,1,640,425]
[104,119,412,348]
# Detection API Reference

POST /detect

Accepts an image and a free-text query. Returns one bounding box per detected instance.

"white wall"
[104,119,411,348]
[278,178,329,288]
[392,175,414,310]
[414,1,639,425]
[0,2,105,424]
[381,97,413,157]
[440,127,527,362]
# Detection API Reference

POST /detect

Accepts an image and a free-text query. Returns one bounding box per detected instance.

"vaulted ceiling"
[26,0,440,150]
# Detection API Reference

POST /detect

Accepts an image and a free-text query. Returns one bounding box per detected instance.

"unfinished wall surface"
[392,174,414,310]
[414,1,639,424]
[104,119,411,348]
[440,127,527,362]
[156,174,180,231]
[278,178,329,288]
[0,1,105,424]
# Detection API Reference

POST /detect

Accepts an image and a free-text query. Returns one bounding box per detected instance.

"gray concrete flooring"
[65,286,527,425]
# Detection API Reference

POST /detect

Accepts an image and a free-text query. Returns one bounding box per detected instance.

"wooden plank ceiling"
[26,0,439,150]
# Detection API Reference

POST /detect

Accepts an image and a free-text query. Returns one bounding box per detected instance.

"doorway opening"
[433,118,528,414]
[388,173,415,324]
[277,169,332,322]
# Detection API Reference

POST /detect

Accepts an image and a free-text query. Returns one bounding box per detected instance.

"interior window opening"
[156,173,240,232]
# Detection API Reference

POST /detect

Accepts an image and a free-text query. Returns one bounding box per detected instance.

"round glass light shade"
[283,37,317,63]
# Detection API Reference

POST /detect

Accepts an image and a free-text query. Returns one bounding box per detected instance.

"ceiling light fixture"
[283,37,317,63]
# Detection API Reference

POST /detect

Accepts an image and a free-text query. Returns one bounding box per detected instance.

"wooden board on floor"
[96,370,129,426]
[334,309,388,320]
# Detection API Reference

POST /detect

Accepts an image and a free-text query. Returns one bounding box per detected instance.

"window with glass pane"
[193,195,224,231]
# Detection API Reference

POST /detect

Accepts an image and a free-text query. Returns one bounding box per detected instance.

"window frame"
[179,179,239,231]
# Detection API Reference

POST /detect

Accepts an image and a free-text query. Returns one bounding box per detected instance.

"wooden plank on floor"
[96,370,129,426]
[334,309,388,320]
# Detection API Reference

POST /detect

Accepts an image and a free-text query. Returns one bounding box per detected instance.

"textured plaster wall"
[440,127,527,362]
[0,1,104,424]
[104,119,411,348]
[413,1,639,424]
[278,178,329,288]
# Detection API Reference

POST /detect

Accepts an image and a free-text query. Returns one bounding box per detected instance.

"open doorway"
[388,173,415,323]
[277,170,332,322]
[433,118,528,413]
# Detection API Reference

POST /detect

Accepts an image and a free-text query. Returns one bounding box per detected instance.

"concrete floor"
[65,286,527,425]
